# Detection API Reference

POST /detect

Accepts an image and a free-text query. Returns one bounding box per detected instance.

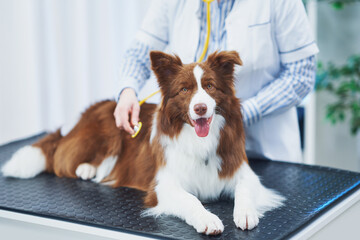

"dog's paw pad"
[234,208,260,230]
[76,163,96,180]
[192,212,224,235]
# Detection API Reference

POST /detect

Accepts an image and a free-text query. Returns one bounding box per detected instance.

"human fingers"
[114,104,123,129]
[120,109,134,135]
[131,102,140,126]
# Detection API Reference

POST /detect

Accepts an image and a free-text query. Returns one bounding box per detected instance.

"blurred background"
[0,0,359,171]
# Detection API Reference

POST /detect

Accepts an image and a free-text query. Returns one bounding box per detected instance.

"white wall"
[314,2,360,171]
[0,0,151,145]
[0,0,43,144]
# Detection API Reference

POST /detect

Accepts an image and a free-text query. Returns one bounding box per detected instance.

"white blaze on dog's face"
[189,65,216,137]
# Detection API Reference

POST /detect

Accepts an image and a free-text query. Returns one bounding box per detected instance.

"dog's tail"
[1,130,62,178]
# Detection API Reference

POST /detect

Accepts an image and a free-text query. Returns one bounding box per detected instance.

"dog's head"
[150,50,243,138]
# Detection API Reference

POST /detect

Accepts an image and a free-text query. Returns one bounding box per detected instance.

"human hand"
[113,88,140,135]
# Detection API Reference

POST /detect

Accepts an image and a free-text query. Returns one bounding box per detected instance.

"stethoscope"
[132,0,215,138]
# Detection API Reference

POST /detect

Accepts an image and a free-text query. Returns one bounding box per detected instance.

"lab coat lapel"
[170,0,201,63]
[226,0,251,68]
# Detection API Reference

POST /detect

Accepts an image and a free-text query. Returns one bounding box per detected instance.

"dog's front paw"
[233,207,260,230]
[76,163,96,180]
[189,211,224,235]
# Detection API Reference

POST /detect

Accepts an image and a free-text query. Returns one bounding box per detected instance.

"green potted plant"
[316,55,360,135]
[304,0,360,9]
[311,0,360,169]
[314,0,360,135]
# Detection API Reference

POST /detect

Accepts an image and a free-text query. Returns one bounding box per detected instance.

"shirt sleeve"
[242,55,316,126]
[117,40,152,99]
[274,0,319,63]
[117,0,170,100]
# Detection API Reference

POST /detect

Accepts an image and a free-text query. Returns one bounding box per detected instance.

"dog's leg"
[75,163,97,180]
[233,163,261,230]
[146,177,224,235]
[92,156,117,183]
[75,156,117,181]
[233,162,285,230]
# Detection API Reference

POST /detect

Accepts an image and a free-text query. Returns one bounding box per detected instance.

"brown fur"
[32,50,247,208]
[33,130,62,173]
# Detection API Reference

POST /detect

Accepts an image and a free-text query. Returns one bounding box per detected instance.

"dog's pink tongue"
[194,118,210,137]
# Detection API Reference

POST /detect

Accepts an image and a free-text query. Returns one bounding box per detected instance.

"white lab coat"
[137,0,319,162]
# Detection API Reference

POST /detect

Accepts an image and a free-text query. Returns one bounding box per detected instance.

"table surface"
[1,133,360,240]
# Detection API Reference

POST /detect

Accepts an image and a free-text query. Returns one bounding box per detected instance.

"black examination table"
[0,133,359,240]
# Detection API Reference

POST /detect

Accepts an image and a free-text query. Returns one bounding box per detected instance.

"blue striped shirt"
[118,0,316,127]
[241,56,315,126]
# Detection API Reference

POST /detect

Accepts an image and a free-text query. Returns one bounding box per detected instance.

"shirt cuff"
[117,77,140,102]
[241,98,262,127]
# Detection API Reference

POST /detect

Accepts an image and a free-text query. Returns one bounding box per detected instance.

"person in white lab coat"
[114,0,319,163]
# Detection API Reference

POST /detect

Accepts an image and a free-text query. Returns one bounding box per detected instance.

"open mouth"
[189,115,213,137]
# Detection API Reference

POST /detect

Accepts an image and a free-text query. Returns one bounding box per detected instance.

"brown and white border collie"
[2,50,284,235]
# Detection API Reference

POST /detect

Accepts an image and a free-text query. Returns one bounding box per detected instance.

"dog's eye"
[207,84,213,90]
[182,87,188,93]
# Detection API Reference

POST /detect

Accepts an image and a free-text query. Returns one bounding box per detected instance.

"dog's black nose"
[194,103,207,116]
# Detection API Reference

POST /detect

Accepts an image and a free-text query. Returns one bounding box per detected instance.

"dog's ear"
[205,51,242,77]
[150,51,183,90]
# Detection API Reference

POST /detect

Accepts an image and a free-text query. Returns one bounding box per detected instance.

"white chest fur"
[156,114,236,201]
